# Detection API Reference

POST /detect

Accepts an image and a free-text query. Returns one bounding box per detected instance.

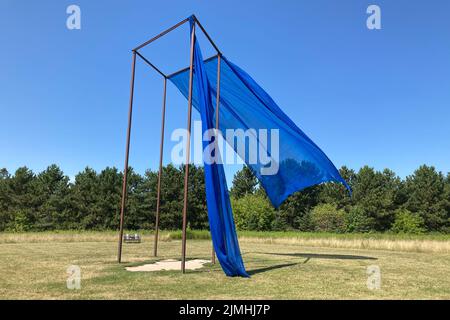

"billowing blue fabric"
[182,17,248,277]
[169,16,350,277]
[170,59,350,208]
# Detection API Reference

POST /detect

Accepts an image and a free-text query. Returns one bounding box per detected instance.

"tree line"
[0,164,448,233]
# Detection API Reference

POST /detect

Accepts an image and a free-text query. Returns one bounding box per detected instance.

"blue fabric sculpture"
[168,16,350,277]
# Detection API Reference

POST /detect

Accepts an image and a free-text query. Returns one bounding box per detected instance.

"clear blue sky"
[1,0,450,182]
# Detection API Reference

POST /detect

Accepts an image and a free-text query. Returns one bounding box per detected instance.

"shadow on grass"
[118,254,375,277]
[260,252,377,260]
[247,262,299,276]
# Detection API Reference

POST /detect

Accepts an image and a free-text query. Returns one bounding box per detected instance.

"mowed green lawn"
[0,231,449,299]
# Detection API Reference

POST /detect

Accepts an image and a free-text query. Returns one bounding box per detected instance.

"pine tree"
[230,166,258,199]
[404,165,447,231]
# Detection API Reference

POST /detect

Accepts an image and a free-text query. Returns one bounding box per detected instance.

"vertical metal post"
[215,55,221,129]
[181,23,196,273]
[211,54,221,265]
[154,77,167,257]
[118,51,137,263]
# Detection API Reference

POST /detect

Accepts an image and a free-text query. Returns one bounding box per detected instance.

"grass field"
[0,231,449,299]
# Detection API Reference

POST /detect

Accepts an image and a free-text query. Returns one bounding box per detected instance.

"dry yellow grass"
[0,231,157,244]
[239,236,450,254]
[0,232,118,243]
[0,232,449,299]
[1,231,449,254]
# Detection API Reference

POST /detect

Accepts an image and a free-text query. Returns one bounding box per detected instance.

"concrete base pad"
[125,259,210,272]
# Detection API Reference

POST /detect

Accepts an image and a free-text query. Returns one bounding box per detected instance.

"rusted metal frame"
[133,17,190,51]
[132,15,220,78]
[166,54,218,79]
[181,23,196,273]
[135,51,167,78]
[120,16,224,270]
[211,54,222,265]
[192,15,222,55]
[118,51,137,263]
[153,77,167,257]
